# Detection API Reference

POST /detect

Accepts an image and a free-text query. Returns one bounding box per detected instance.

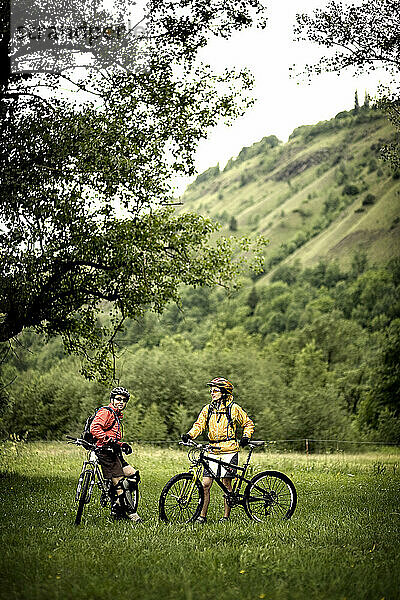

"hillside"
[2,109,400,449]
[179,108,400,281]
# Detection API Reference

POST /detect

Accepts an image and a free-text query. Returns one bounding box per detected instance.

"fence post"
[305,438,309,455]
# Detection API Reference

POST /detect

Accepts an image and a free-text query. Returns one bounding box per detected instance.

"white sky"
[174,0,393,194]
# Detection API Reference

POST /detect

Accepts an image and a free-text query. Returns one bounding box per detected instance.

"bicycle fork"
[181,466,202,505]
[75,462,95,503]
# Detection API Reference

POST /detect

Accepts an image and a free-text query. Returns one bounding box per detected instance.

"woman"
[182,377,254,523]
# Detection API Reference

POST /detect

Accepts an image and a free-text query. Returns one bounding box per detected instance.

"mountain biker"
[181,377,254,523]
[90,386,142,523]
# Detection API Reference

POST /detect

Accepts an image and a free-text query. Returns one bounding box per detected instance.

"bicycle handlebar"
[179,439,266,450]
[179,440,221,451]
[66,436,96,451]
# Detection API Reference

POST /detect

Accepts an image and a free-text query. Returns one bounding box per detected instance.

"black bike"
[67,436,139,525]
[159,439,297,523]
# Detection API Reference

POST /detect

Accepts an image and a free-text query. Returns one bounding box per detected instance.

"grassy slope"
[1,442,399,600]
[180,111,400,280]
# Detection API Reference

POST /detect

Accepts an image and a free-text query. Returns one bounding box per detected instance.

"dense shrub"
[362,193,376,205]
[343,184,360,196]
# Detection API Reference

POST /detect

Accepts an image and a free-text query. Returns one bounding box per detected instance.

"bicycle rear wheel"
[159,473,204,523]
[75,471,92,526]
[244,470,297,522]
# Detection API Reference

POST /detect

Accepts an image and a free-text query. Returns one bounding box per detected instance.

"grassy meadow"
[1,441,399,600]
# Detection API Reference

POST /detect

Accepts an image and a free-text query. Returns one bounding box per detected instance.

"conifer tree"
[229,216,238,232]
[354,90,360,113]
[247,286,259,315]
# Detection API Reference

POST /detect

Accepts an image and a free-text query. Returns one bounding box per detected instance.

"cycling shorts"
[97,449,124,479]
[203,452,238,479]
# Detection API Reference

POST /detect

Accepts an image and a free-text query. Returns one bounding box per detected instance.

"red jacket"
[90,403,123,448]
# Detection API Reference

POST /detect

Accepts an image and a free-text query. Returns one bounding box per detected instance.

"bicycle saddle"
[249,440,265,447]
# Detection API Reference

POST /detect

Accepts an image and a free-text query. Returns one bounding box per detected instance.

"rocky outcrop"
[273,149,333,181]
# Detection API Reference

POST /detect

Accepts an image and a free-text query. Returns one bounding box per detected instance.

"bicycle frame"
[74,448,111,507]
[186,442,260,508]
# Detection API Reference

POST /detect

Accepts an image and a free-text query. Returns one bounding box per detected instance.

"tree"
[293,0,400,169]
[229,216,238,231]
[0,0,268,379]
[347,269,398,327]
[246,286,259,315]
[351,250,368,279]
[137,403,168,441]
[354,89,360,113]
[1,0,268,98]
[271,261,301,286]
[357,319,400,441]
[2,359,101,440]
[288,341,351,440]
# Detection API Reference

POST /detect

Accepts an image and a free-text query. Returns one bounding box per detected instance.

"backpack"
[205,402,236,441]
[81,406,117,444]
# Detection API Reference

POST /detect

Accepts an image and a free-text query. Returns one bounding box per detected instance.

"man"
[90,386,142,523]
[181,377,254,523]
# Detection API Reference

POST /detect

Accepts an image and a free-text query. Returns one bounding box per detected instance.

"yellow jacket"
[187,397,254,454]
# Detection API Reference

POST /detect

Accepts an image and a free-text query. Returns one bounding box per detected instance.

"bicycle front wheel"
[244,470,297,522]
[125,483,139,514]
[75,471,92,526]
[159,473,204,523]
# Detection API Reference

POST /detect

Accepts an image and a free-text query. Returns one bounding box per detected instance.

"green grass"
[1,442,399,600]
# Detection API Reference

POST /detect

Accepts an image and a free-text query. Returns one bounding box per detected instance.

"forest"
[1,4,399,600]
[1,0,399,451]
[2,252,399,448]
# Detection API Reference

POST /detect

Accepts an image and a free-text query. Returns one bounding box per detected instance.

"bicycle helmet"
[207,377,234,395]
[110,386,130,402]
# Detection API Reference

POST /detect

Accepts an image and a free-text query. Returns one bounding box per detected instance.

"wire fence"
[129,438,399,453]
